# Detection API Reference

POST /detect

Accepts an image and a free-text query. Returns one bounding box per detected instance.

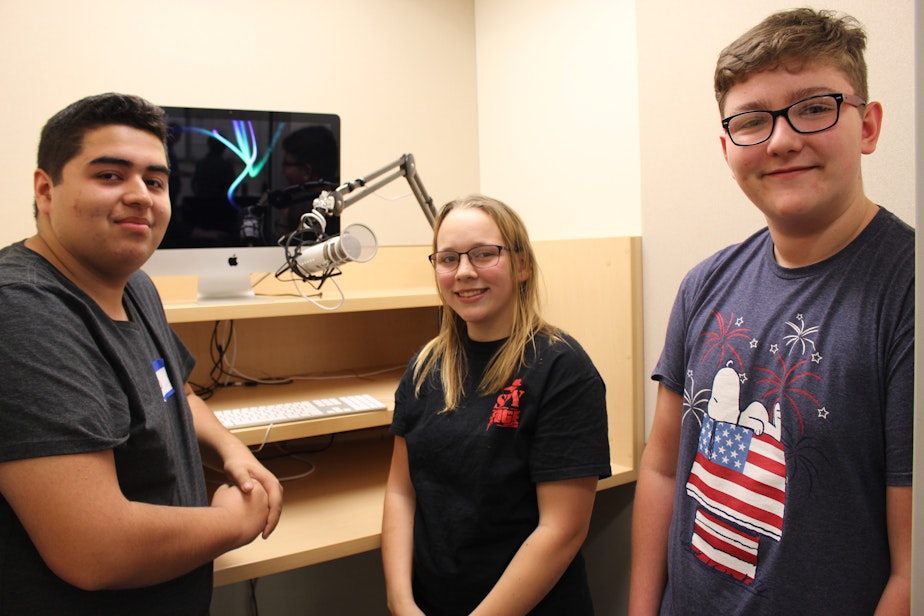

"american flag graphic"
[687,416,786,540]
[691,508,759,584]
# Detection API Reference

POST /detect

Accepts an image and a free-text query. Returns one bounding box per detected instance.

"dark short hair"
[714,8,868,115]
[37,92,168,184]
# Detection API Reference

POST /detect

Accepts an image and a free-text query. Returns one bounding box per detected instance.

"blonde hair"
[714,8,869,116]
[412,195,562,413]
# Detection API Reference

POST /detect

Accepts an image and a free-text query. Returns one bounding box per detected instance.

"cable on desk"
[256,434,336,459]
[253,439,324,482]
[204,436,320,486]
[250,423,274,453]
[246,423,322,481]
[275,454,316,482]
[191,321,295,400]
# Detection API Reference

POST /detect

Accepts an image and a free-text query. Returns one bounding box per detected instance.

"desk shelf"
[163,286,439,324]
[204,373,401,447]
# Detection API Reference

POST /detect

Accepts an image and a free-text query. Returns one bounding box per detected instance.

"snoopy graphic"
[685,363,786,584]
[708,364,782,439]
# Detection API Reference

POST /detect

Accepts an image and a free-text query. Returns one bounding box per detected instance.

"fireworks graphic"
[701,311,752,368]
[784,424,828,493]
[783,313,820,356]
[682,371,711,428]
[754,352,823,434]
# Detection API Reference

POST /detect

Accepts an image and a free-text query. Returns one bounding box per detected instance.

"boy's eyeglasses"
[722,93,867,146]
[428,245,510,273]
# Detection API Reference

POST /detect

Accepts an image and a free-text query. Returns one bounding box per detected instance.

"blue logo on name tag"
[152,358,175,401]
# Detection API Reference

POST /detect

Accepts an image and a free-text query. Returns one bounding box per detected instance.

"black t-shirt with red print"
[391,331,611,615]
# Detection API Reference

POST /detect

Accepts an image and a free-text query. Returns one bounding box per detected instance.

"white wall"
[475,0,642,239]
[0,0,480,248]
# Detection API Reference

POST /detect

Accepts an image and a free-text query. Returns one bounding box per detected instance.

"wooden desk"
[211,430,394,587]
[211,428,636,587]
[202,373,401,447]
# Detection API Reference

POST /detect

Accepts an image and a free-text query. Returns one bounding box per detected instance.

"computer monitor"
[143,105,341,302]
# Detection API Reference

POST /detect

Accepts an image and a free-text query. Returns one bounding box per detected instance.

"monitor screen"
[143,105,341,302]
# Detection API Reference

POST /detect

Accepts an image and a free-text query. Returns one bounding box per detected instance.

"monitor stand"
[196,272,274,304]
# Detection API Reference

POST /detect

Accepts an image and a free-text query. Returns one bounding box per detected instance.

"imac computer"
[142,105,341,302]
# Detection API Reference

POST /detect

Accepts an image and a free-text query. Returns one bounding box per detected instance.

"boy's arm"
[185,384,283,538]
[0,448,269,591]
[874,485,912,616]
[628,384,683,616]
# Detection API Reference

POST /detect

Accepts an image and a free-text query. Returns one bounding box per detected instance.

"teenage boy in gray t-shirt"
[0,93,284,615]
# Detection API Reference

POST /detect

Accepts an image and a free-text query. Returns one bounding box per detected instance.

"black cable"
[248,578,259,615]
[208,320,235,389]
[252,434,337,462]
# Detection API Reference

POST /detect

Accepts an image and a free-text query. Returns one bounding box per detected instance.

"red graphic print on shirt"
[486,378,524,430]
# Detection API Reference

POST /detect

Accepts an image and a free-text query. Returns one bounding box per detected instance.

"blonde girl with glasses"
[382,194,611,615]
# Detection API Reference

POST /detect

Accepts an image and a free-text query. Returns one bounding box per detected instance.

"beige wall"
[0,0,479,248]
[475,0,642,238]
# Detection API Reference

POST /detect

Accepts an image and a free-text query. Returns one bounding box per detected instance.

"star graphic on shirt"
[736,317,745,327]
[817,407,829,419]
[750,338,759,348]
[811,352,823,364]
[770,344,779,354]
[739,373,748,384]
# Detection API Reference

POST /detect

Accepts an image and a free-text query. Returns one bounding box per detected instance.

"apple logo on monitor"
[228,255,239,267]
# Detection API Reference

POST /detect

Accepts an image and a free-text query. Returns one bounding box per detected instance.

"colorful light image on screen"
[160,106,340,249]
[185,121,286,209]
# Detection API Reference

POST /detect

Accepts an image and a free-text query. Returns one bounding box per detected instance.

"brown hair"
[714,8,868,115]
[37,92,168,184]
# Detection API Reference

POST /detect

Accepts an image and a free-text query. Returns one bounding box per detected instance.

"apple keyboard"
[214,394,388,429]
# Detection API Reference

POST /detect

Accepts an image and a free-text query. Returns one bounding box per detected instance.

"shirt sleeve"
[0,282,128,462]
[389,357,420,437]
[527,337,611,483]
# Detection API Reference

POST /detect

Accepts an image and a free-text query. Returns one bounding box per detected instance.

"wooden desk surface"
[213,430,394,587]
[211,426,634,587]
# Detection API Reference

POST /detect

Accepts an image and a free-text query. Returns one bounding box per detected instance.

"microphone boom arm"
[312,153,437,228]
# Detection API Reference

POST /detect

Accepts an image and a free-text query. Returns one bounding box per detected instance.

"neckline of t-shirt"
[765,206,887,281]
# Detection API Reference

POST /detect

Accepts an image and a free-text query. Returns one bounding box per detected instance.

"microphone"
[294,223,378,276]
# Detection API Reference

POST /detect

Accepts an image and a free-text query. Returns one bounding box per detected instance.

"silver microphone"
[294,223,378,275]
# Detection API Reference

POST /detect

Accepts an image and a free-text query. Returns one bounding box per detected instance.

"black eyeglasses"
[722,93,867,146]
[428,245,510,273]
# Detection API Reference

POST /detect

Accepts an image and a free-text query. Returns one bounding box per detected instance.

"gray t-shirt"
[0,242,211,615]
